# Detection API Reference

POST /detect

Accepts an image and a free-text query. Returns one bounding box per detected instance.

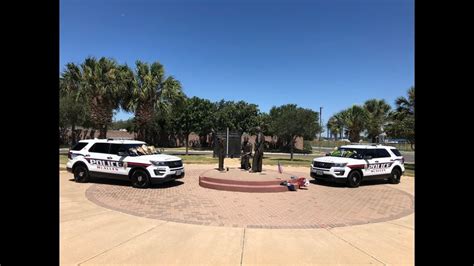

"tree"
[173,97,215,155]
[214,100,260,134]
[124,60,185,142]
[61,57,133,139]
[386,87,415,150]
[336,105,368,143]
[214,100,236,131]
[59,77,91,145]
[363,99,391,143]
[327,116,342,141]
[268,104,321,160]
[232,101,260,134]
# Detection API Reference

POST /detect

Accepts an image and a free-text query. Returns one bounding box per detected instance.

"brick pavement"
[84,165,414,229]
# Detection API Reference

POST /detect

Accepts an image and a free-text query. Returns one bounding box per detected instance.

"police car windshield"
[124,144,160,156]
[328,148,364,159]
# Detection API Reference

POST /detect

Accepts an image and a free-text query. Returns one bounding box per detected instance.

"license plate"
[175,170,182,175]
[316,170,324,176]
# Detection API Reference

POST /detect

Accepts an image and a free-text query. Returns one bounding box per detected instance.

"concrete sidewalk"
[60,166,414,265]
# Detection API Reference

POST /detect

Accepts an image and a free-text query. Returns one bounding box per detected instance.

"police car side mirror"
[118,151,127,157]
[363,155,372,159]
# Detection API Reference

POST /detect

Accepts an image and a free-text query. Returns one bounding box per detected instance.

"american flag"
[278,160,283,174]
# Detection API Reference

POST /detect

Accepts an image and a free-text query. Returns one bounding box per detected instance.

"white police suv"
[310,144,405,187]
[66,139,185,188]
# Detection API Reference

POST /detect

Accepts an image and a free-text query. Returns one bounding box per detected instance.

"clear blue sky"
[60,0,414,130]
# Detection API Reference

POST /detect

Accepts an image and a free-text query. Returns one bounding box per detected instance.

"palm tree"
[363,99,391,143]
[337,106,368,143]
[327,116,341,141]
[61,57,132,139]
[395,86,415,116]
[386,87,415,150]
[124,61,185,142]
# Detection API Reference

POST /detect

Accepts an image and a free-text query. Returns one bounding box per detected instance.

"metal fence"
[310,140,414,151]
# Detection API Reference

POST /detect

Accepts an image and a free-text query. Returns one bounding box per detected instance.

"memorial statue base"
[199,168,297,193]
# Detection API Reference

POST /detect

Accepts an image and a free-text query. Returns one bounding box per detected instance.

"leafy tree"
[363,99,391,143]
[61,57,133,138]
[123,60,185,142]
[268,104,321,160]
[214,100,260,134]
[232,101,260,134]
[386,87,415,150]
[214,100,236,131]
[173,97,215,154]
[255,112,273,136]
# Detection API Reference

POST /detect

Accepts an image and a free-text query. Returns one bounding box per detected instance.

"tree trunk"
[71,124,76,145]
[89,129,96,139]
[290,138,294,161]
[185,133,189,155]
[99,125,107,139]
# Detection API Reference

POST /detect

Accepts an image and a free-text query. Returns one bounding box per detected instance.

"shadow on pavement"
[310,178,391,188]
[68,177,184,189]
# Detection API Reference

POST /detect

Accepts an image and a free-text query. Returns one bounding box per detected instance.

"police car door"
[374,148,393,176]
[108,144,129,176]
[362,149,379,177]
[87,142,111,173]
[366,148,392,178]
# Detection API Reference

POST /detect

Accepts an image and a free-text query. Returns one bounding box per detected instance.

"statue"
[251,126,264,172]
[240,135,252,170]
[211,128,217,158]
[217,137,226,171]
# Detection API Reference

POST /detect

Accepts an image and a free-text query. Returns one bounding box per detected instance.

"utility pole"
[319,107,323,140]
[319,107,323,153]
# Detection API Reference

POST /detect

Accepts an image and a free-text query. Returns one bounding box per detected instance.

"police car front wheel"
[73,164,89,183]
[131,169,150,188]
[347,171,362,188]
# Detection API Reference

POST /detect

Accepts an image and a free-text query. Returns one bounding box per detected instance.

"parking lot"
[60,164,414,265]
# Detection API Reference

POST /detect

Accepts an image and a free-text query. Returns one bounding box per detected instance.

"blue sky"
[60,0,414,130]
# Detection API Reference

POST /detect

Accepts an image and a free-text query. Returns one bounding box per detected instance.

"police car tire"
[131,169,150,188]
[73,164,89,183]
[347,170,362,188]
[389,168,401,184]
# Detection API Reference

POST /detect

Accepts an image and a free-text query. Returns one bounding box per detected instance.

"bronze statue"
[211,128,217,158]
[240,135,252,170]
[251,127,264,172]
[217,137,226,171]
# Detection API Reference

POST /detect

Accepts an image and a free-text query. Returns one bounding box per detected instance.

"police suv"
[310,144,405,187]
[66,139,185,188]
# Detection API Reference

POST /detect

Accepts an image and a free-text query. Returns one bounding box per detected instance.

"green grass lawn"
[404,163,414,176]
[263,156,314,167]
[60,154,69,165]
[180,155,218,164]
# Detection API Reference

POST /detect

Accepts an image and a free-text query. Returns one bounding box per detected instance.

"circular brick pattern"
[85,165,414,229]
